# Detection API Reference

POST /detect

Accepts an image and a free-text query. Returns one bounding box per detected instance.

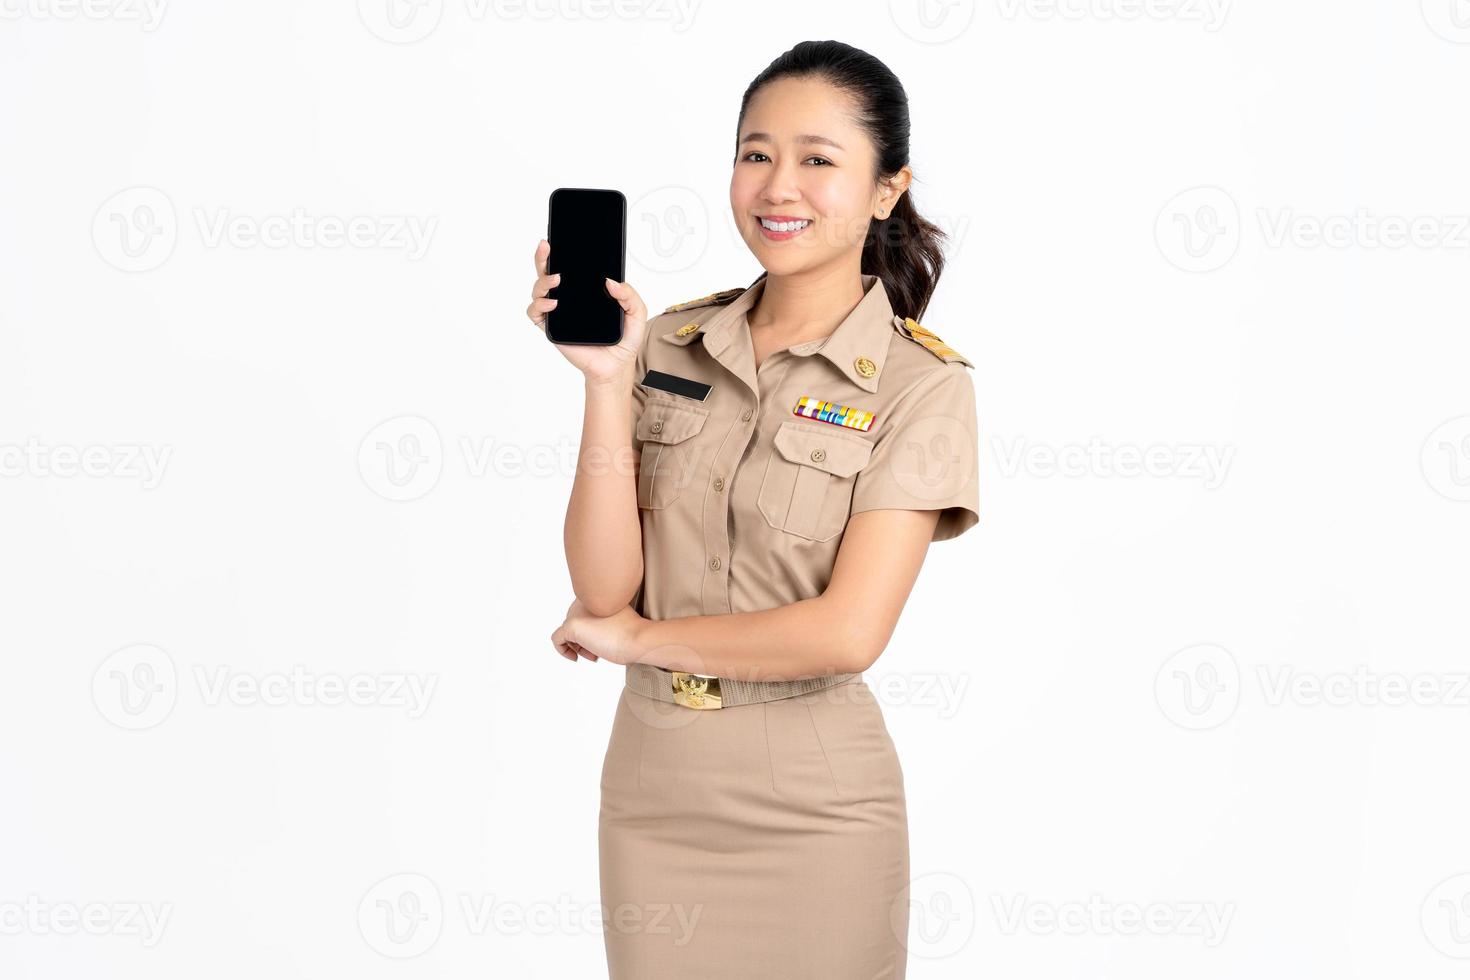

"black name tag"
[640,369,712,402]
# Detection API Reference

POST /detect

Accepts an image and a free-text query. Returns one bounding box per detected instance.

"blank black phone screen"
[545,188,626,345]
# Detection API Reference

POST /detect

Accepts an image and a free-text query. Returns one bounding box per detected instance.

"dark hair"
[735,40,947,321]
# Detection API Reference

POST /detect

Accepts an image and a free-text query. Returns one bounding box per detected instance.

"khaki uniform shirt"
[630,273,979,622]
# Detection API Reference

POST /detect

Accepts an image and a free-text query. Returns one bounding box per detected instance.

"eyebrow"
[739,131,846,151]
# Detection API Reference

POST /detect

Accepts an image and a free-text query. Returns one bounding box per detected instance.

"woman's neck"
[747,261,866,345]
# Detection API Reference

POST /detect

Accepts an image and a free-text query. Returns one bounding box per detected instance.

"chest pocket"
[636,399,710,510]
[758,420,874,541]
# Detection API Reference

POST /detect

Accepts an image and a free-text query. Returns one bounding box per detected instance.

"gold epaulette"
[895,316,972,367]
[662,287,745,314]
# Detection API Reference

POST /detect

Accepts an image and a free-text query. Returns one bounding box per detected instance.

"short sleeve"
[850,365,980,541]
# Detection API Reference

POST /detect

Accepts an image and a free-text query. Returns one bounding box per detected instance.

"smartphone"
[545,187,627,345]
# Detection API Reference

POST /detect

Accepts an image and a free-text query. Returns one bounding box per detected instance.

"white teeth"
[759,217,810,233]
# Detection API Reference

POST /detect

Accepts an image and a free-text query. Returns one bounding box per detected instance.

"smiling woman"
[537,38,980,980]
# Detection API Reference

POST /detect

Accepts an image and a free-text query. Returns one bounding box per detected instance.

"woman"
[528,40,979,980]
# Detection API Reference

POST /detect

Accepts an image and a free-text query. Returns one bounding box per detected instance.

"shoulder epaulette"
[894,316,972,367]
[662,287,745,315]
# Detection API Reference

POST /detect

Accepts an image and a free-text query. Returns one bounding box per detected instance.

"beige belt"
[624,663,858,710]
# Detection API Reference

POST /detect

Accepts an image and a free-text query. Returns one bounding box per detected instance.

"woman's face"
[730,76,899,277]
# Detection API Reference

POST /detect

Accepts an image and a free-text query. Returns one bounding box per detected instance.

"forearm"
[631,595,871,681]
[564,368,643,615]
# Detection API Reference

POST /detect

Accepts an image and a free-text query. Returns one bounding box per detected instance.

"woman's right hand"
[527,238,647,385]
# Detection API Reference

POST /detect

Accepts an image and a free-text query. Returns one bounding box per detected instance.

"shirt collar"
[658,273,896,393]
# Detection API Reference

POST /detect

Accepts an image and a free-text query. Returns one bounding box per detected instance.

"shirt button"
[810,447,826,462]
[709,556,722,571]
[650,419,664,434]
[713,477,724,491]
[741,409,752,421]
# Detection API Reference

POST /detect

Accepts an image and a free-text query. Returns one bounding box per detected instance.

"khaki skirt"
[598,674,910,979]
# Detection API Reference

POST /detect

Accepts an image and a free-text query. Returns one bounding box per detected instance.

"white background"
[4,1,1470,977]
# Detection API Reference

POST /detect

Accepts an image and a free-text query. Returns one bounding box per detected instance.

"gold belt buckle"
[670,671,723,709]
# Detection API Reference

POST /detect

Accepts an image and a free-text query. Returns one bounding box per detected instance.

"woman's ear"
[875,165,914,218]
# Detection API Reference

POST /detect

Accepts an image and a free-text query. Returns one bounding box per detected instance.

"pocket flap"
[637,401,709,445]
[772,421,873,477]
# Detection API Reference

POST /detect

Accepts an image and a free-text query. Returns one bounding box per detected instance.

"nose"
[760,157,801,205]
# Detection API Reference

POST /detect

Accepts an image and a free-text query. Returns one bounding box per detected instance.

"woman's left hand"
[551,599,646,665]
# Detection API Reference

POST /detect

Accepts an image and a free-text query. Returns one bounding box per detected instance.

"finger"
[603,279,647,324]
[531,271,562,301]
[527,296,557,327]
[534,238,550,278]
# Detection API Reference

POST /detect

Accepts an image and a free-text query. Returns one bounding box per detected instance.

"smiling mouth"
[757,216,812,232]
